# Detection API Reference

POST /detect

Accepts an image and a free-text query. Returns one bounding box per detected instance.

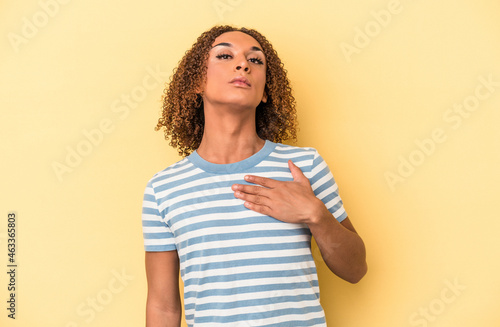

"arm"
[232,160,367,283]
[145,251,182,327]
[308,213,367,283]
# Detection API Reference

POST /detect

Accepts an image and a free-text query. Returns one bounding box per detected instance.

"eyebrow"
[211,42,263,53]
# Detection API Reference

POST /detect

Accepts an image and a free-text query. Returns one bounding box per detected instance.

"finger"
[234,190,271,207]
[231,184,270,197]
[243,175,279,188]
[243,201,273,217]
[288,160,307,183]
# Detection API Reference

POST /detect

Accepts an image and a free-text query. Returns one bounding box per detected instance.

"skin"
[145,251,181,326]
[196,31,268,164]
[145,31,367,327]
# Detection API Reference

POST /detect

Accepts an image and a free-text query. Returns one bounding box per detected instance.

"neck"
[196,105,265,164]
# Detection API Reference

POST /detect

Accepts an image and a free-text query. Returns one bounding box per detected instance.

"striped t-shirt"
[142,141,347,326]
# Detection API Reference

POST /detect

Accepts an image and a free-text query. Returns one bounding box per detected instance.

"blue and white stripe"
[142,141,347,326]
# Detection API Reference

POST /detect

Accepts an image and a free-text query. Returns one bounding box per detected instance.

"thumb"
[288,160,307,183]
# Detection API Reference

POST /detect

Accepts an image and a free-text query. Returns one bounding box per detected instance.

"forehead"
[211,31,262,49]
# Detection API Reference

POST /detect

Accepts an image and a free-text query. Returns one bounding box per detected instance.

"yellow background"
[1,0,499,326]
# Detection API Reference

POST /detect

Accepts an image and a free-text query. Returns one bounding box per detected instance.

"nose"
[235,57,250,72]
[236,65,249,72]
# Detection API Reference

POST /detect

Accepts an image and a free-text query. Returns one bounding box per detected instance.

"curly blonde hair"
[156,25,297,157]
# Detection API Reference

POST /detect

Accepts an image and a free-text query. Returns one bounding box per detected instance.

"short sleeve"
[307,150,348,223]
[141,179,177,252]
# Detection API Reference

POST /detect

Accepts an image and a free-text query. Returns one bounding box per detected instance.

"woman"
[142,25,367,327]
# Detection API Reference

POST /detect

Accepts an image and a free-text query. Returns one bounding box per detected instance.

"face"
[200,31,267,111]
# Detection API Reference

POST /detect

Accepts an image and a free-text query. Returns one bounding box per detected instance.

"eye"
[249,57,264,65]
[215,53,232,60]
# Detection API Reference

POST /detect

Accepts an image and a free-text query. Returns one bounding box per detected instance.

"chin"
[221,97,261,110]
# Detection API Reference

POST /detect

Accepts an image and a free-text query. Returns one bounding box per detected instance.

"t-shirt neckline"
[187,140,276,174]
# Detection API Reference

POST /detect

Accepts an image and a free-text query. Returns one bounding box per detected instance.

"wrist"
[306,198,331,226]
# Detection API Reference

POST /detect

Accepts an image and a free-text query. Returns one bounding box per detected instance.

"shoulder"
[145,156,194,190]
[272,142,319,158]
[270,143,322,174]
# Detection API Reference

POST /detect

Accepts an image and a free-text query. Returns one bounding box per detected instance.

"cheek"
[256,71,267,91]
[257,66,266,82]
[205,66,222,89]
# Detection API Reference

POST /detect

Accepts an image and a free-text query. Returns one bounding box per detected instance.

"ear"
[195,77,206,95]
[261,90,268,103]
[195,84,204,95]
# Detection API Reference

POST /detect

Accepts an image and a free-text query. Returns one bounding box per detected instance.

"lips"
[230,76,251,87]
